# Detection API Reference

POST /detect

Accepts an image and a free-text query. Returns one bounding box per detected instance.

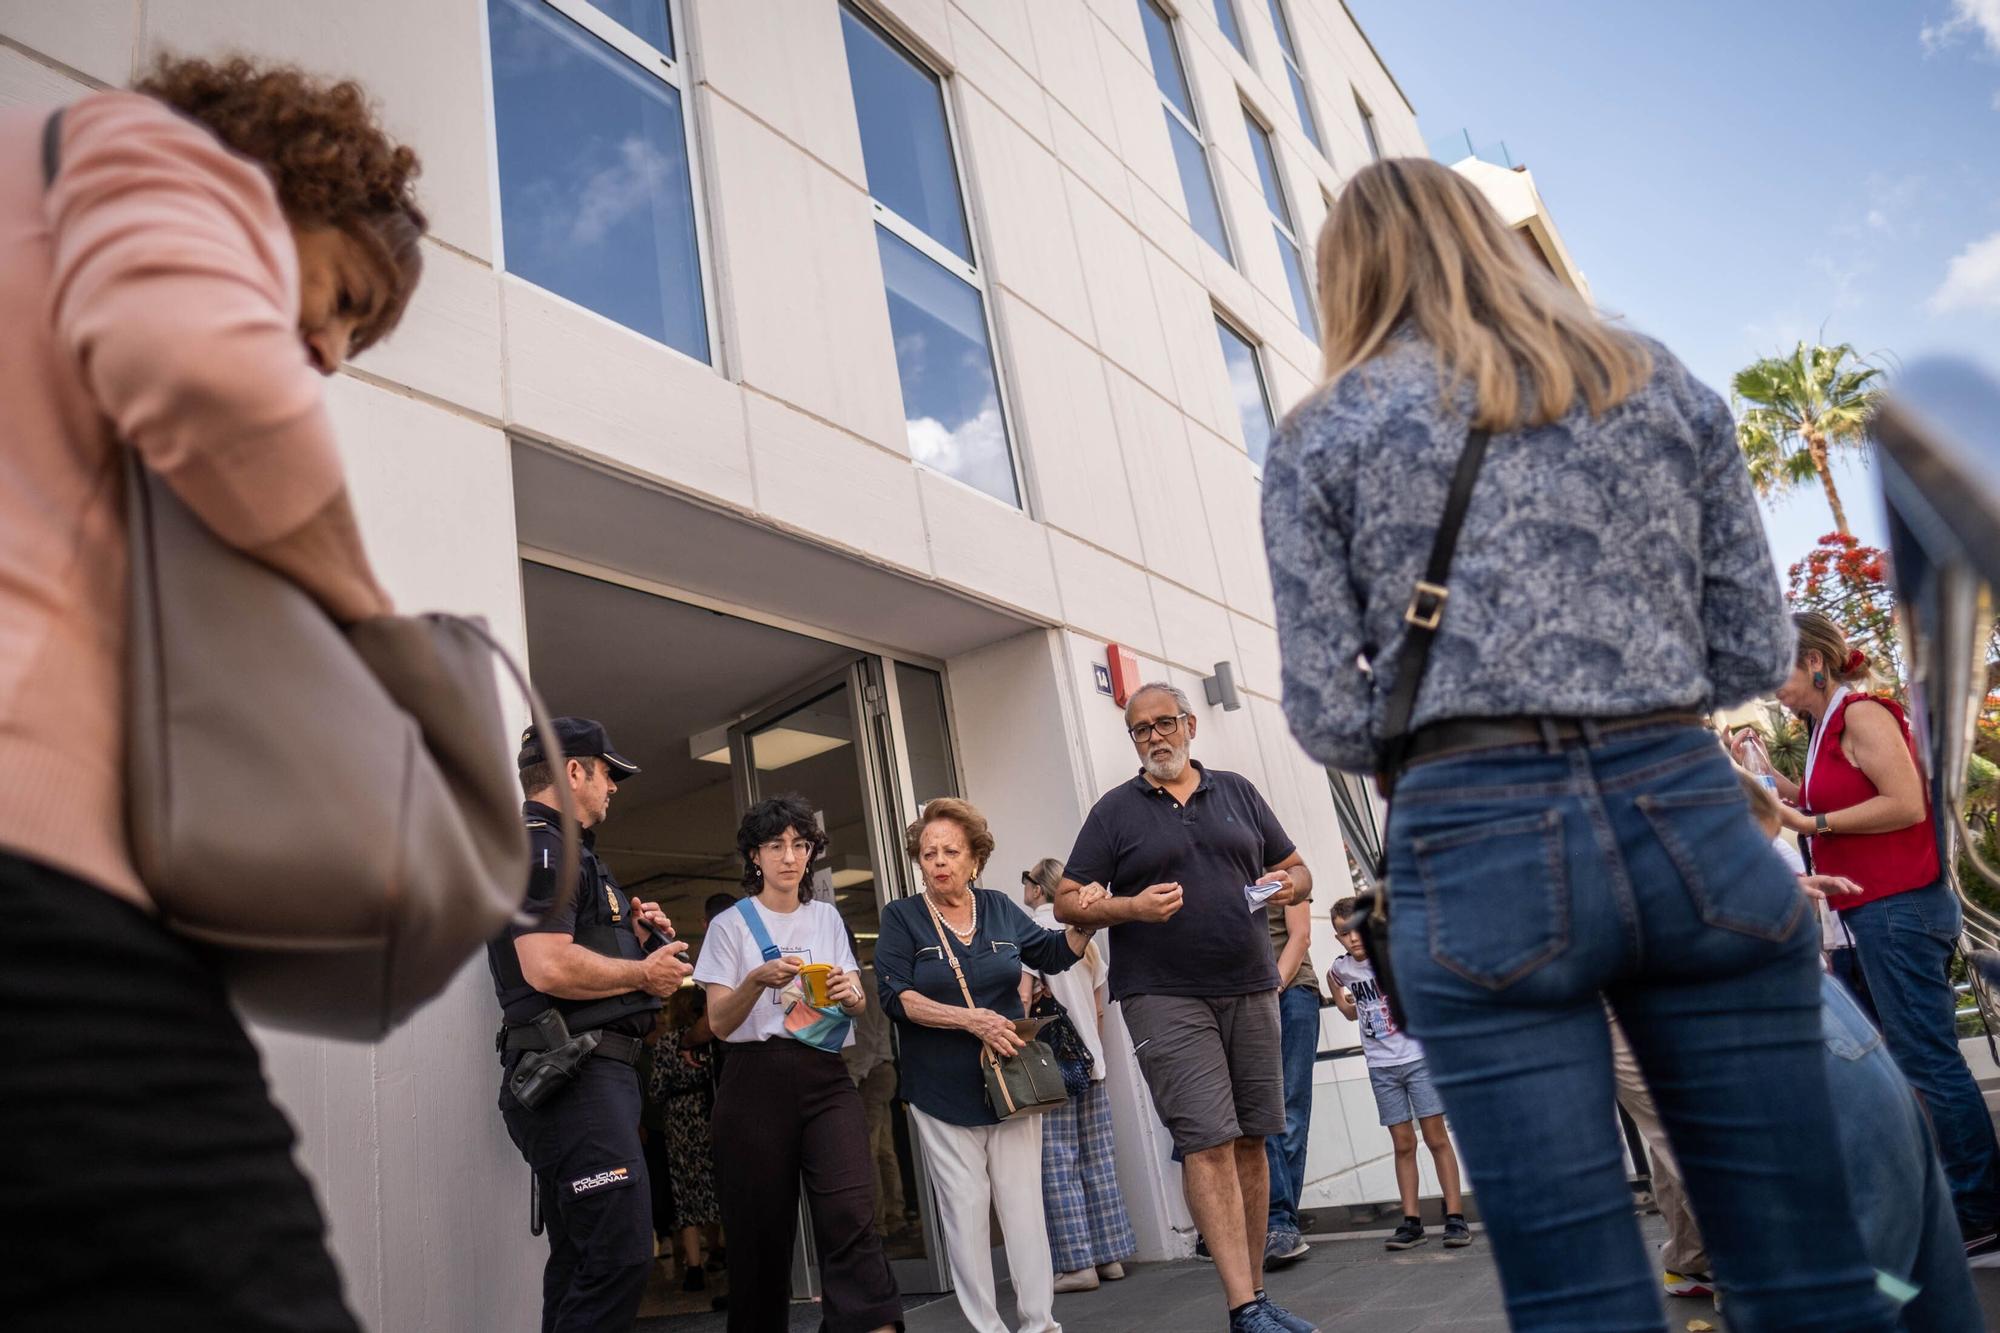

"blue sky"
[1347,0,2000,578]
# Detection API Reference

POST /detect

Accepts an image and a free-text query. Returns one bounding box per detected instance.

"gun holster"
[505,1009,601,1110]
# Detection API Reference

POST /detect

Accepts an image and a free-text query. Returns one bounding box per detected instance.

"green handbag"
[923,895,1069,1119]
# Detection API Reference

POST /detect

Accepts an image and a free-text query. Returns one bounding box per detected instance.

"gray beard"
[1144,751,1188,784]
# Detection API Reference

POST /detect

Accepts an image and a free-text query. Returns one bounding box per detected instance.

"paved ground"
[637,1215,2000,1332]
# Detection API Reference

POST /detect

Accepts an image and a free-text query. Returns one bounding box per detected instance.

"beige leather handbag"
[123,457,574,1041]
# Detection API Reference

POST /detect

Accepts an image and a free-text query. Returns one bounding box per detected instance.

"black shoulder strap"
[1376,425,1493,785]
[41,108,64,189]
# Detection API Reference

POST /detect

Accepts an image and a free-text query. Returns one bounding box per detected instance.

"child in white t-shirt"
[1327,896,1471,1252]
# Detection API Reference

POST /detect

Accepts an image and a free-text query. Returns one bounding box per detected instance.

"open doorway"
[520,560,956,1311]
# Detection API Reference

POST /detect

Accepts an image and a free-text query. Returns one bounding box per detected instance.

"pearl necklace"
[934,890,977,944]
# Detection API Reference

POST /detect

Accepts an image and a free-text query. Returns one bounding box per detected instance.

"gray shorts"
[1368,1057,1443,1127]
[1122,990,1284,1155]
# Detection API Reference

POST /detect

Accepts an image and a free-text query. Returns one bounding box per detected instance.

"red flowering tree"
[1785,532,1903,688]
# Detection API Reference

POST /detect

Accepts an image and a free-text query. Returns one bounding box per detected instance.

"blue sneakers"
[1241,1293,1318,1333]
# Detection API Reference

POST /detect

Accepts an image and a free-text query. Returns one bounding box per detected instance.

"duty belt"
[498,1024,644,1066]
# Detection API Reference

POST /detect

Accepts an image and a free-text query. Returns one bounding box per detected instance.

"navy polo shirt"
[1063,762,1294,1001]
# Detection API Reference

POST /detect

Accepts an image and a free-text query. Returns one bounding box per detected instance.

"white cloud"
[1927,230,2000,312]
[569,135,673,248]
[1922,0,2000,54]
[904,398,1015,501]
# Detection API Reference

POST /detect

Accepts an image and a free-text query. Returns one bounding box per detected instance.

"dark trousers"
[710,1040,902,1333]
[502,1058,654,1333]
[0,851,358,1332]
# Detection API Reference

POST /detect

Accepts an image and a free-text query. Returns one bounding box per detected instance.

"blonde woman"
[874,801,1097,1333]
[1261,157,1901,1330]
[1020,858,1135,1293]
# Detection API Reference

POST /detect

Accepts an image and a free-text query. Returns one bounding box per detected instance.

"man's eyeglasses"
[1127,714,1188,743]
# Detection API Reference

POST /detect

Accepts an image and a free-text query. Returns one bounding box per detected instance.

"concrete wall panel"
[142,0,496,261]
[502,278,755,510]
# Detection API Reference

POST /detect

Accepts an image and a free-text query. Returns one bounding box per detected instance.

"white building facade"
[0,2,1568,1327]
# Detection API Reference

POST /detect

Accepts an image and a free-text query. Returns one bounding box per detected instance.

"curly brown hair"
[135,54,427,353]
[903,797,996,875]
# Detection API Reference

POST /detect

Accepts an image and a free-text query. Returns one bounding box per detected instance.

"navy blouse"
[875,888,1082,1126]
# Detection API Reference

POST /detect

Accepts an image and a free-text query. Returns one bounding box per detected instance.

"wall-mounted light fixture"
[1203,660,1242,712]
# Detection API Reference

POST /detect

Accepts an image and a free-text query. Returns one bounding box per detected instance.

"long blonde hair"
[1315,158,1651,430]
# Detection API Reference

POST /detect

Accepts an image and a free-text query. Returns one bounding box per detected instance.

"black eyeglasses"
[1128,714,1187,743]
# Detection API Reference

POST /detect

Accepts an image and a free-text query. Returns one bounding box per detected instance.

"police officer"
[489,717,691,1333]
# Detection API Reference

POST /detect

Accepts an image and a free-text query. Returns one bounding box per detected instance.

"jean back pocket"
[1635,788,1805,942]
[1412,807,1569,990]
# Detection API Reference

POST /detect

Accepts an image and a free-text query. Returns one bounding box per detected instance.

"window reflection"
[1140,0,1233,264]
[877,231,1018,507]
[1244,111,1315,340]
[1216,318,1275,466]
[1267,0,1324,154]
[840,7,972,263]
[488,0,709,362]
[591,0,671,56]
[1212,0,1246,56]
[1166,114,1233,262]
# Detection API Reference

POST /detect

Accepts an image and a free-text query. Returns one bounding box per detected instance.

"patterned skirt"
[664,1090,719,1230]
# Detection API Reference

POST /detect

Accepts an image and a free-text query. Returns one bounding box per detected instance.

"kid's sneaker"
[1385,1217,1426,1250]
[1663,1271,1715,1297]
[1264,1228,1309,1267]
[1442,1214,1472,1248]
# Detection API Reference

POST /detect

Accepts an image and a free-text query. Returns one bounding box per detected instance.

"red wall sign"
[1106,643,1141,707]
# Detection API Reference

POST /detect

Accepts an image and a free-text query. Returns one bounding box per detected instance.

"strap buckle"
[1405,581,1449,630]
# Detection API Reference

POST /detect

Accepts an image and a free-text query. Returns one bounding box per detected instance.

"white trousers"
[909,1105,1061,1333]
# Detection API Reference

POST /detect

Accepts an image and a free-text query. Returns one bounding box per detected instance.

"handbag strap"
[734,896,782,962]
[40,109,581,929]
[922,893,982,1013]
[925,894,1019,1110]
[1376,425,1494,792]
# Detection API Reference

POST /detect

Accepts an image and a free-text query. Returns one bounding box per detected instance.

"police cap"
[517,717,640,778]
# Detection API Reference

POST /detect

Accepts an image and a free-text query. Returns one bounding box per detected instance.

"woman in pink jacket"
[0,58,424,1330]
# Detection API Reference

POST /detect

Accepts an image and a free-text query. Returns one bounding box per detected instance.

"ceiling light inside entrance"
[692,726,850,771]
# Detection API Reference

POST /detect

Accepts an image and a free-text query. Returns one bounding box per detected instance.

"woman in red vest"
[1753,611,2000,1251]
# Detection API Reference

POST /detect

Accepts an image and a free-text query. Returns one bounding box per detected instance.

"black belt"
[1400,710,1706,774]
[500,1026,644,1066]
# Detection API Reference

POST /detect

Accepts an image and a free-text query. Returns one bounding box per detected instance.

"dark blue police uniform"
[490,761,663,1332]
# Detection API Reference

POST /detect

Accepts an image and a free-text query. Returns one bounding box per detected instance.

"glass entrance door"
[728,660,954,1295]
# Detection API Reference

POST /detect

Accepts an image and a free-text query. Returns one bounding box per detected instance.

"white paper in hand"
[1243,881,1283,912]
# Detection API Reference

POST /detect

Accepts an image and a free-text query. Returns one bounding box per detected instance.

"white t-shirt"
[692,896,858,1046]
[1026,901,1109,1082]
[1327,953,1422,1068]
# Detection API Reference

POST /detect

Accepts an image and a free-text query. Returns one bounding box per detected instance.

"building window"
[1212,0,1247,57]
[1242,109,1314,342]
[1215,316,1275,465]
[839,3,1020,508]
[488,0,711,363]
[1356,92,1381,160]
[1138,0,1233,264]
[1264,0,1322,156]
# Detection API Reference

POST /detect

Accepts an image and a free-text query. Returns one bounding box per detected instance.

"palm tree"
[1732,342,1883,536]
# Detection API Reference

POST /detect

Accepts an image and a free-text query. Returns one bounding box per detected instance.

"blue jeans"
[1841,879,2000,1233]
[1819,974,1985,1331]
[1264,984,1319,1234]
[1386,724,1897,1332]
